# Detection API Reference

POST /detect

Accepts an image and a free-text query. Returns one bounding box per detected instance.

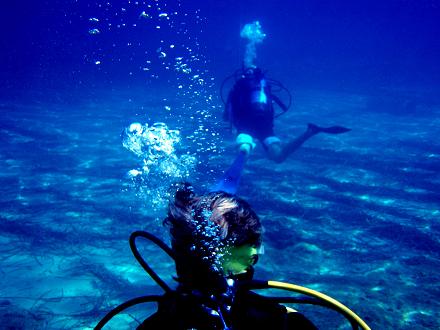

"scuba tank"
[244,68,271,113]
[250,76,268,105]
[246,68,267,103]
[221,67,292,125]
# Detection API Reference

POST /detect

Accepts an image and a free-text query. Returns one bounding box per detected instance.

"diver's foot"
[306,123,321,134]
[307,123,351,135]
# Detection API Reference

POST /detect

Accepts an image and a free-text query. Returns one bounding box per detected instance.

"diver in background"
[224,66,351,163]
[137,183,317,329]
[213,22,349,194]
[213,67,350,194]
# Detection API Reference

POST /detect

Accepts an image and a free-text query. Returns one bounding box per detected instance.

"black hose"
[267,78,293,111]
[220,74,236,105]
[220,68,244,105]
[129,231,175,293]
[94,295,162,330]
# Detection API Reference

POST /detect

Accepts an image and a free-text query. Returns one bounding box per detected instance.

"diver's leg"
[265,128,315,163]
[236,133,256,156]
[278,126,317,163]
[265,139,283,163]
[212,151,247,194]
[267,123,351,163]
[211,134,255,193]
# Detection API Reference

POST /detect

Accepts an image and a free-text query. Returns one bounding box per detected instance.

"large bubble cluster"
[123,122,179,163]
[240,21,266,68]
[122,122,196,210]
[87,0,224,192]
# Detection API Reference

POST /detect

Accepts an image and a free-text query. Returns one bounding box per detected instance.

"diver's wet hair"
[164,183,262,288]
[164,182,262,248]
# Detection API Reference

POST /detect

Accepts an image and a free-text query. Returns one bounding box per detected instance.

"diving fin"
[308,123,351,134]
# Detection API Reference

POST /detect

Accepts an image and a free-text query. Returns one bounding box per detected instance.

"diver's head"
[164,183,262,287]
[243,66,264,80]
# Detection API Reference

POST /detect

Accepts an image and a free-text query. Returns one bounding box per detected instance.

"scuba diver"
[213,22,350,194]
[137,183,317,329]
[95,183,371,329]
[223,66,351,163]
[214,66,351,194]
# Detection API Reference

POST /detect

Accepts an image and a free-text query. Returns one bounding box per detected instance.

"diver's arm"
[285,311,318,330]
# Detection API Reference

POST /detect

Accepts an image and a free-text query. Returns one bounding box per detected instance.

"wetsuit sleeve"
[232,291,318,330]
[137,312,167,330]
[285,311,318,330]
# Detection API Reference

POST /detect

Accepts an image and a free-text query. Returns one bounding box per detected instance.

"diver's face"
[222,244,259,276]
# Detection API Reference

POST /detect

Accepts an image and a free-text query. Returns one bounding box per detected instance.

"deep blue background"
[1,1,439,328]
[1,0,439,101]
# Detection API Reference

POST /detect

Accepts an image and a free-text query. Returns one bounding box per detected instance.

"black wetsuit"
[137,288,317,330]
[225,72,276,142]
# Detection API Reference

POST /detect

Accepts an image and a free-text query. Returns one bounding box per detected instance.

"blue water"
[1,1,439,329]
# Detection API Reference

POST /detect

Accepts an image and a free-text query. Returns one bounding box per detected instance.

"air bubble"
[88,28,101,35]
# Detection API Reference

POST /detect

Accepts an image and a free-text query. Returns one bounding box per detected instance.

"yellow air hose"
[267,281,371,330]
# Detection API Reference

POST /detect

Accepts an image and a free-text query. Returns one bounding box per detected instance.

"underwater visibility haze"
[1,0,439,329]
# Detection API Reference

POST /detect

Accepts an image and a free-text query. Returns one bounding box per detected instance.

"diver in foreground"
[137,183,317,329]
[95,183,370,329]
